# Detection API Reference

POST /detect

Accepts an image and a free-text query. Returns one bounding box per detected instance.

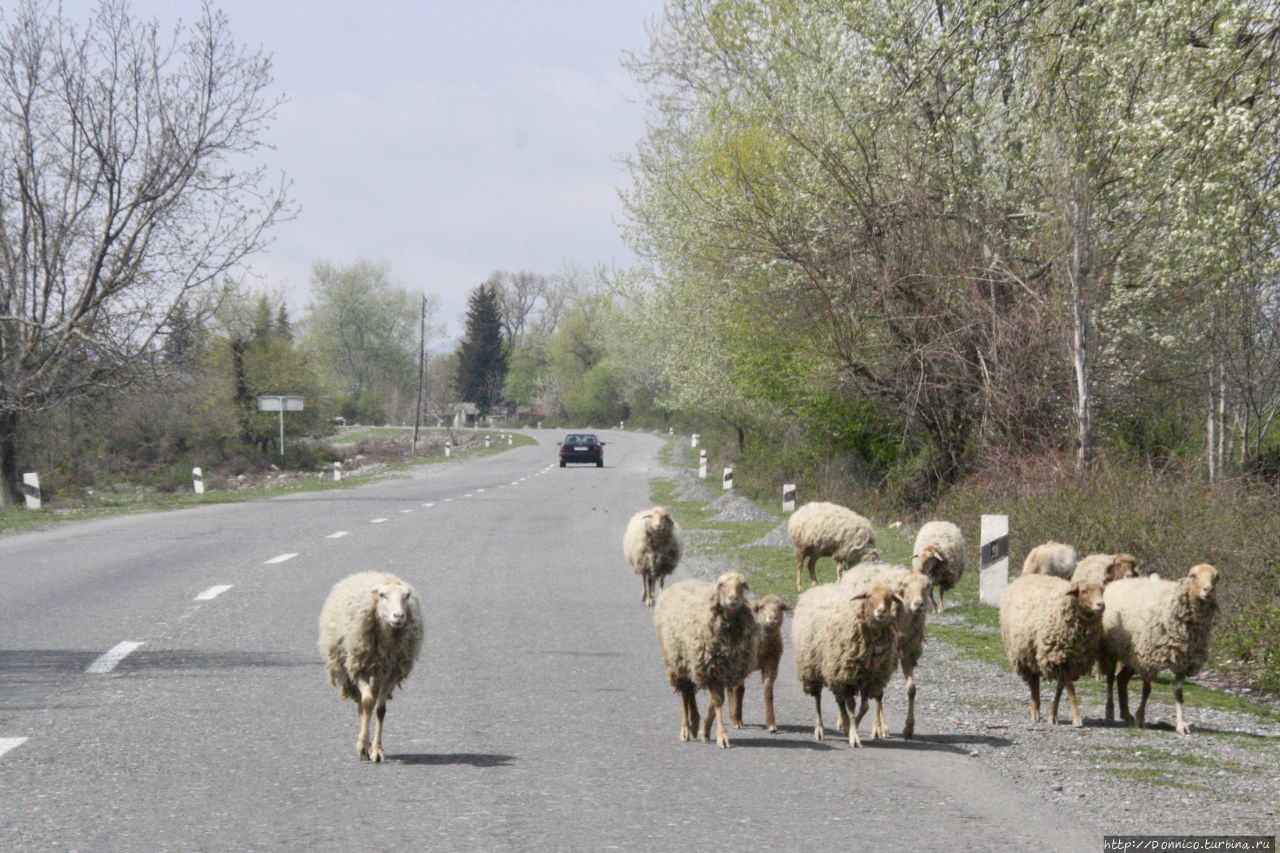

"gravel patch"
[748,519,792,548]
[708,491,775,522]
[673,471,717,502]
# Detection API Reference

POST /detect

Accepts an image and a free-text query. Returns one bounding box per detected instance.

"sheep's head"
[851,582,900,627]
[752,594,790,630]
[1107,554,1139,583]
[714,572,750,613]
[1067,580,1105,618]
[861,546,881,563]
[1184,564,1218,603]
[372,580,417,630]
[916,544,943,573]
[646,507,673,535]
[897,570,933,615]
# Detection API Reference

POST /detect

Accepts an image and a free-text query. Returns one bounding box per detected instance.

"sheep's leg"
[763,670,777,733]
[871,694,888,739]
[708,686,730,748]
[835,559,845,581]
[848,691,867,748]
[1050,678,1065,726]
[370,686,390,763]
[835,694,849,735]
[937,588,947,613]
[1065,680,1084,728]
[1105,662,1116,721]
[1027,673,1041,723]
[355,679,375,761]
[1117,666,1135,725]
[795,551,806,591]
[812,691,825,742]
[729,683,745,729]
[1173,677,1190,735]
[807,555,819,587]
[678,683,698,742]
[1134,677,1152,729]
[902,665,916,740]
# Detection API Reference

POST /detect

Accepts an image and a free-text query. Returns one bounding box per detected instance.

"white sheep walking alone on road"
[1099,564,1220,735]
[624,506,682,607]
[654,572,759,748]
[318,571,423,762]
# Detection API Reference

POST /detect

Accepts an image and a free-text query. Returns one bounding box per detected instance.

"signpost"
[257,395,304,458]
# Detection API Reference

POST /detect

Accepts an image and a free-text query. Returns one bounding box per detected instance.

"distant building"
[452,402,479,429]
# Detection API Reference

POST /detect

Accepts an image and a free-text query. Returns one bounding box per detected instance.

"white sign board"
[257,395,304,412]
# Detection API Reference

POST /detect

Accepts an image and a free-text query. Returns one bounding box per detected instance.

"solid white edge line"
[0,737,28,758]
[264,553,298,564]
[86,641,144,674]
[326,531,349,539]
[194,584,233,602]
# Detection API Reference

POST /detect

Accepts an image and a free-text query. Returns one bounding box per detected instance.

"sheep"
[1071,553,1139,587]
[787,501,878,591]
[728,594,789,733]
[840,562,932,739]
[654,572,759,748]
[318,571,423,762]
[911,521,966,612]
[624,506,682,607]
[999,574,1106,726]
[1021,541,1078,578]
[1099,564,1220,735]
[792,579,901,748]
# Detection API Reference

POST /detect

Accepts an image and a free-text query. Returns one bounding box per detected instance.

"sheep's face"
[1108,554,1139,583]
[373,582,416,630]
[714,572,750,613]
[646,508,674,537]
[852,583,899,627]
[898,571,933,615]
[861,546,881,563]
[916,545,942,573]
[752,594,789,630]
[1068,580,1106,618]
[1186,564,1218,602]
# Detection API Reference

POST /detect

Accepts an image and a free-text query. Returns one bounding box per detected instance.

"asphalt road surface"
[0,430,1099,851]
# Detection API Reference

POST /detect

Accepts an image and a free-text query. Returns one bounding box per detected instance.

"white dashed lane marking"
[264,553,298,564]
[422,502,434,508]
[370,518,388,524]
[86,641,144,674]
[399,509,414,514]
[326,531,349,539]
[0,738,27,759]
[476,488,485,493]
[194,585,233,601]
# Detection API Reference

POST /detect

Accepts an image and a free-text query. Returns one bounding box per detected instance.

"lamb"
[840,562,932,739]
[728,594,789,733]
[654,572,759,748]
[911,521,966,612]
[787,501,878,590]
[1021,541,1078,578]
[1071,553,1139,587]
[999,574,1106,726]
[792,579,901,748]
[318,571,423,762]
[1099,564,1220,735]
[624,506,682,607]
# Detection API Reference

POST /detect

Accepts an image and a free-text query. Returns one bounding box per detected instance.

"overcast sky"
[66,1,664,337]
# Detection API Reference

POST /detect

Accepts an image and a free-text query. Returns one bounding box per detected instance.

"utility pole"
[413,293,427,451]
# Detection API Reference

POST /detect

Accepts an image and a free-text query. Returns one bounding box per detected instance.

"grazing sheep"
[911,521,966,612]
[729,594,789,733]
[1071,553,1139,587]
[840,562,932,739]
[318,571,423,762]
[654,572,759,748]
[1021,541,1078,578]
[792,580,901,748]
[788,501,878,591]
[1099,564,1220,734]
[624,506,683,607]
[999,574,1106,726]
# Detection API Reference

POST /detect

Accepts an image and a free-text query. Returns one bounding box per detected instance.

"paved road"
[0,430,1099,850]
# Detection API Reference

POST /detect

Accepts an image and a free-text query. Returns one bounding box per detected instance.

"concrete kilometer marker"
[194,585,233,601]
[264,553,298,564]
[86,641,144,674]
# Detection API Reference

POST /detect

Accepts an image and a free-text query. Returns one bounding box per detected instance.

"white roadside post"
[192,467,205,495]
[668,427,674,436]
[445,442,452,458]
[783,484,796,512]
[698,450,707,479]
[537,421,542,429]
[691,433,699,448]
[508,435,513,446]
[485,435,491,448]
[333,462,342,482]
[21,473,41,510]
[723,467,733,491]
[980,514,1010,607]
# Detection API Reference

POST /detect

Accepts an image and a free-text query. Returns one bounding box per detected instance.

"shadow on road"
[388,753,516,767]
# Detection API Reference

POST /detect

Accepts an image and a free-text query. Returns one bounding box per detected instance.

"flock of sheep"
[632,502,1222,750]
[306,499,1221,761]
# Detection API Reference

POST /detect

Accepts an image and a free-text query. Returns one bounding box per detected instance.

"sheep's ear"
[1065,586,1081,597]
[752,600,765,613]
[850,591,870,602]
[892,593,905,609]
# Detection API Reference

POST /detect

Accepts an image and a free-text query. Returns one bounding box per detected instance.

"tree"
[0,1,291,504]
[455,283,508,415]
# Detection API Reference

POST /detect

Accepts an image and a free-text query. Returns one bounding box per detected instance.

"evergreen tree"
[455,284,508,415]
[275,303,292,341]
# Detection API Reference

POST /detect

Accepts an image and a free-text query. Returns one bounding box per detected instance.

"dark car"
[559,433,604,467]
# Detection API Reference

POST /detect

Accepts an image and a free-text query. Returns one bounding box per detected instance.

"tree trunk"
[0,410,19,507]
[1071,193,1093,473]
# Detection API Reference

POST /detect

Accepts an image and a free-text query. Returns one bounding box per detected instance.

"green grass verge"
[0,432,536,534]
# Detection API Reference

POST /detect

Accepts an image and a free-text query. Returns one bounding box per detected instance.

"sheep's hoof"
[356,742,370,761]
[848,737,862,749]
[731,721,743,729]
[679,725,691,743]
[814,725,824,742]
[370,746,384,763]
[717,733,730,749]
[766,724,777,734]
[1071,718,1084,729]
[902,723,914,740]
[835,719,846,734]
[1176,723,1191,735]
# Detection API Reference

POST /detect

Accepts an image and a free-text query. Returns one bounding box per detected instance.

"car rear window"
[564,435,596,445]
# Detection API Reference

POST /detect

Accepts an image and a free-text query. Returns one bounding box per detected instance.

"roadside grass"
[0,431,536,534]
